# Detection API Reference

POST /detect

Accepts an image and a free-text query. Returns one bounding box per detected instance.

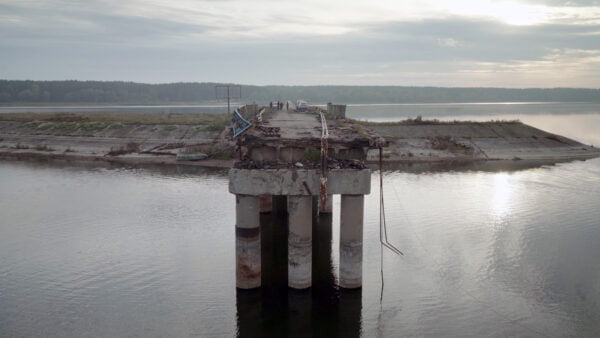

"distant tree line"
[1,80,600,104]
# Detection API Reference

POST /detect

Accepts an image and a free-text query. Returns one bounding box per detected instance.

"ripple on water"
[1,158,600,336]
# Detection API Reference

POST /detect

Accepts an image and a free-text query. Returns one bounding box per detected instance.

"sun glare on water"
[491,172,513,217]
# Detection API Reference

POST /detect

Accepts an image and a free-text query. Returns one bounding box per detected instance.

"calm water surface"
[1,106,600,336]
[1,157,599,336]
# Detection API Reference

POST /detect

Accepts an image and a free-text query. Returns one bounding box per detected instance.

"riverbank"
[362,119,599,163]
[0,112,598,168]
[0,112,235,168]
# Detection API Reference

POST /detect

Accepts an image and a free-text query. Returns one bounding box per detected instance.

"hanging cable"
[379,147,404,303]
[379,147,404,256]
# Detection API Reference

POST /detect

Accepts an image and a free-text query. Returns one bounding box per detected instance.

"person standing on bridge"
[286,101,289,110]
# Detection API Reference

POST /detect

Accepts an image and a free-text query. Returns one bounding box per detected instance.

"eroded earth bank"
[0,112,598,167]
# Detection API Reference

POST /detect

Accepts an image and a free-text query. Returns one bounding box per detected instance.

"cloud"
[1,0,600,86]
[438,38,464,47]
[520,0,600,6]
[0,2,212,46]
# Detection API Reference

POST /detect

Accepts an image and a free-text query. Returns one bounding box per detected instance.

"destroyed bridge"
[229,101,385,290]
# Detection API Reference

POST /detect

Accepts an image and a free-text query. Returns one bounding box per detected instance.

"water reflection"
[2,158,600,336]
[236,203,362,337]
[491,173,512,217]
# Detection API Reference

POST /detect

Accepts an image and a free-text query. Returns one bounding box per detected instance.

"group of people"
[269,101,289,110]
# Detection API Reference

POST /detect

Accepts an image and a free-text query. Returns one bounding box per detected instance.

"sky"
[1,0,600,87]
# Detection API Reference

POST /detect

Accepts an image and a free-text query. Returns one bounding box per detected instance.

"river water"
[1,104,600,337]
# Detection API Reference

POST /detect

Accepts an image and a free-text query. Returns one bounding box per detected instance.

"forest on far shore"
[2,80,600,104]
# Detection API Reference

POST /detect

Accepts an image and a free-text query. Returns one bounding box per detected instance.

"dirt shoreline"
[0,150,236,168]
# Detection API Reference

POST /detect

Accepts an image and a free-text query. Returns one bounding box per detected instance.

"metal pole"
[227,86,231,114]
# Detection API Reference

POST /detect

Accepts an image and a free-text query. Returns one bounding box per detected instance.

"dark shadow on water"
[237,202,362,337]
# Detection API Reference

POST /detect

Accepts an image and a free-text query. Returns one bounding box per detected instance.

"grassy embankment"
[0,112,237,160]
[350,116,521,126]
[330,115,521,140]
[0,112,232,133]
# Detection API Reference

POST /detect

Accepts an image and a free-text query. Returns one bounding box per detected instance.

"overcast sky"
[1,0,600,87]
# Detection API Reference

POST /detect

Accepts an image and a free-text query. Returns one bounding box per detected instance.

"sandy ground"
[365,122,600,163]
[1,120,598,168]
[0,121,234,168]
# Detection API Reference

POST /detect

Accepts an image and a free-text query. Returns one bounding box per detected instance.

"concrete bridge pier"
[288,196,313,289]
[339,195,364,289]
[236,194,261,289]
[229,169,370,290]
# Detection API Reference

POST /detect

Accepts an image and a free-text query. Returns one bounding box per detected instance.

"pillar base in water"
[236,195,261,289]
[288,196,312,289]
[339,239,362,289]
[339,194,363,289]
[236,230,261,289]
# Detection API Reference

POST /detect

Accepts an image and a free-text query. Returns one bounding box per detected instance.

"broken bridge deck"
[241,109,376,159]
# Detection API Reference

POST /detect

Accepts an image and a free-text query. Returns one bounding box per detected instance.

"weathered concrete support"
[260,212,273,288]
[229,169,371,196]
[288,196,312,289]
[229,168,370,290]
[259,195,272,213]
[236,195,261,289]
[339,194,364,289]
[319,194,333,214]
[270,195,288,290]
[313,213,334,290]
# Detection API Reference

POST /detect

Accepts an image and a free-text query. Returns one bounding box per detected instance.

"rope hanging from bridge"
[379,148,403,256]
[379,147,403,302]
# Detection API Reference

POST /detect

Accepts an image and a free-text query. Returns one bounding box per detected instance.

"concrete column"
[288,195,312,289]
[259,195,272,213]
[339,195,364,289]
[260,212,273,288]
[313,213,334,291]
[318,194,333,214]
[236,194,261,289]
[271,196,288,290]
